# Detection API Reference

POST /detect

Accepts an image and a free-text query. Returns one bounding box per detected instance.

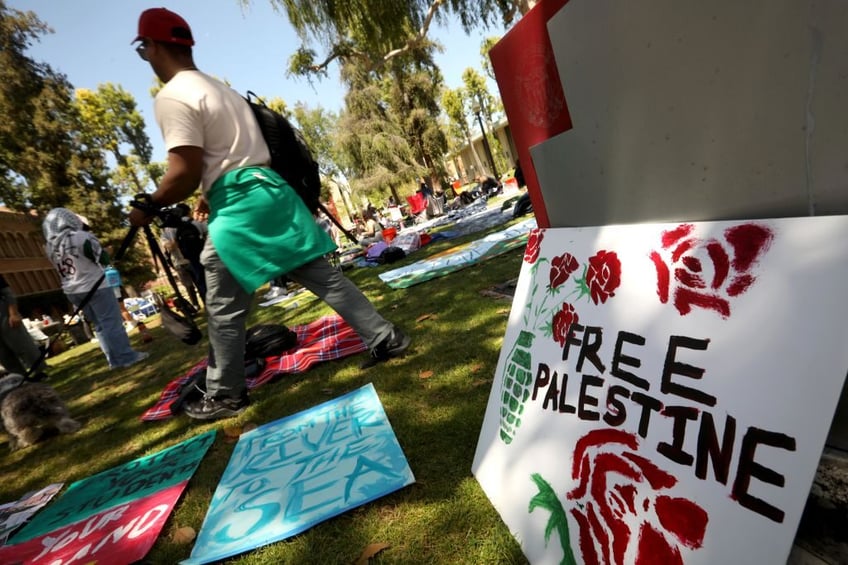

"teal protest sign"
[184,383,414,564]
[11,430,216,543]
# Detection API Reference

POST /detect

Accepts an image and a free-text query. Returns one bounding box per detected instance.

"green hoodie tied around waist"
[207,166,336,293]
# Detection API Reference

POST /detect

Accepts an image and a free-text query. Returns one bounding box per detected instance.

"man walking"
[128,8,410,421]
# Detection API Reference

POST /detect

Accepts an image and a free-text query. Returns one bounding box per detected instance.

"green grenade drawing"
[499,329,536,444]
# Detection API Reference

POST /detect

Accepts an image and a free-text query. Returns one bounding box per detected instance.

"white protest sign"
[472,215,848,565]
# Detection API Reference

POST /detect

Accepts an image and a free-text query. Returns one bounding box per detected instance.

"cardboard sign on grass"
[0,483,186,565]
[472,216,848,565]
[2,431,215,564]
[184,383,415,565]
[0,483,63,545]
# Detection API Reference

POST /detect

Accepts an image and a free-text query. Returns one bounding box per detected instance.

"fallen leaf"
[355,542,390,565]
[470,363,484,373]
[419,370,434,379]
[415,313,434,322]
[223,425,242,439]
[172,526,196,544]
[242,422,258,434]
[497,308,510,315]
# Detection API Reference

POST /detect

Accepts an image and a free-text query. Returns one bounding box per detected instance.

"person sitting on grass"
[359,208,384,247]
[0,275,49,381]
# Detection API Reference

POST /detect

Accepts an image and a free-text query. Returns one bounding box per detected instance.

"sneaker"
[262,287,285,300]
[184,394,249,421]
[114,351,150,369]
[360,327,411,369]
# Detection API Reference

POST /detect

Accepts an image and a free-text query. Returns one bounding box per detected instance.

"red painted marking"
[655,495,709,549]
[621,452,677,490]
[681,256,702,272]
[726,273,755,297]
[706,240,730,289]
[570,509,600,565]
[724,223,774,271]
[670,238,695,262]
[650,251,670,303]
[661,224,694,248]
[674,267,706,289]
[673,287,731,318]
[635,522,684,565]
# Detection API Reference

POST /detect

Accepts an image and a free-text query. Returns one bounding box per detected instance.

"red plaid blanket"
[141,315,367,421]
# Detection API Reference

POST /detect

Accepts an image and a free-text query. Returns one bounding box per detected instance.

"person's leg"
[188,259,207,303]
[287,257,410,366]
[0,319,45,375]
[0,337,25,375]
[184,241,251,419]
[177,264,200,308]
[74,288,144,368]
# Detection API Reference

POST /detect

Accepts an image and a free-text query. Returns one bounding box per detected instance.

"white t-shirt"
[48,231,107,295]
[154,70,270,194]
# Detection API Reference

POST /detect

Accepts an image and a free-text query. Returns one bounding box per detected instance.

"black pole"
[475,110,499,180]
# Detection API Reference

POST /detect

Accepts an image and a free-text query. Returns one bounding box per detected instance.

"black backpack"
[245,323,298,359]
[244,91,321,213]
[378,246,406,265]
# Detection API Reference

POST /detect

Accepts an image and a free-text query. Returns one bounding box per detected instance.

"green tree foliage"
[383,52,448,188]
[292,103,340,195]
[75,84,159,195]
[441,86,485,178]
[0,2,85,212]
[462,66,507,175]
[336,62,422,208]
[0,3,153,285]
[253,0,524,77]
[480,36,500,81]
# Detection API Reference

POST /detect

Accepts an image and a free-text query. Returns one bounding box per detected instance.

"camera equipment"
[128,196,203,338]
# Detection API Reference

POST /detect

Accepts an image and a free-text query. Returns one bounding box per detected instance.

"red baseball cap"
[133,8,194,46]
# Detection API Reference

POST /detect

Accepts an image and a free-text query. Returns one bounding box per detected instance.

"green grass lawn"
[0,206,531,564]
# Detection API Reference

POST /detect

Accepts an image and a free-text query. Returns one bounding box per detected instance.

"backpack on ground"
[378,246,406,265]
[245,323,298,359]
[244,91,321,213]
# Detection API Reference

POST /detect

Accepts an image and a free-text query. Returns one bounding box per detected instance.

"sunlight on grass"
[0,216,531,564]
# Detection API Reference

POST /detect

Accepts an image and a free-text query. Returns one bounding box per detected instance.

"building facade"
[0,208,65,318]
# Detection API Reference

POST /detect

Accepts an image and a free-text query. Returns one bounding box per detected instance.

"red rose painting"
[552,302,579,346]
[524,229,544,264]
[650,223,774,318]
[585,251,622,305]
[550,252,580,289]
[530,429,709,565]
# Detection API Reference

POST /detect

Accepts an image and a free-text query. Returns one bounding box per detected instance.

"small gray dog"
[0,373,81,450]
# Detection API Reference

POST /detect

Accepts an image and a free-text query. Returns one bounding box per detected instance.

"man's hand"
[195,196,209,218]
[129,208,155,227]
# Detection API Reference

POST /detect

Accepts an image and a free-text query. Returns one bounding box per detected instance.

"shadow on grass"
[0,218,532,564]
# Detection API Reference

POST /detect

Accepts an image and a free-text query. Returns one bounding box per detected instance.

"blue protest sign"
[184,383,415,564]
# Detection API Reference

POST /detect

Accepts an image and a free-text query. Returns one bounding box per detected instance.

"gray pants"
[201,240,394,399]
[0,314,45,375]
